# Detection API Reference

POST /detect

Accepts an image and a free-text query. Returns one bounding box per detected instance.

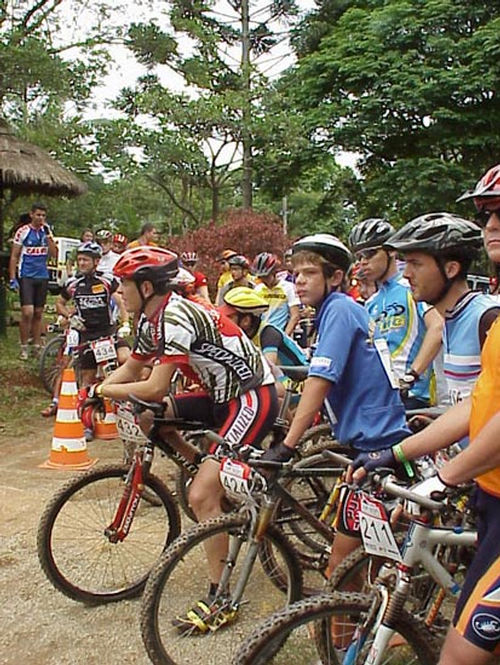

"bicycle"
[232,454,477,665]
[139,450,349,665]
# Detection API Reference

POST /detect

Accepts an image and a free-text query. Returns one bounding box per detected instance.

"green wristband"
[393,443,414,478]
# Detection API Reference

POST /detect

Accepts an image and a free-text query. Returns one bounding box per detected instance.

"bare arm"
[410,307,443,376]
[101,355,147,388]
[196,284,211,303]
[101,360,176,402]
[9,244,21,280]
[47,234,58,259]
[441,410,500,485]
[55,294,72,319]
[285,304,301,337]
[283,376,331,450]
[113,291,129,324]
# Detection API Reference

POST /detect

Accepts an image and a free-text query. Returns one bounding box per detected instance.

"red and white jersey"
[132,293,274,403]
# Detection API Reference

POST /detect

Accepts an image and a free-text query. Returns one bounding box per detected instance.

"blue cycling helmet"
[77,241,102,259]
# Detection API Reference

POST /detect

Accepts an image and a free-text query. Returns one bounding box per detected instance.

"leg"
[31,306,44,347]
[19,305,34,346]
[439,627,496,665]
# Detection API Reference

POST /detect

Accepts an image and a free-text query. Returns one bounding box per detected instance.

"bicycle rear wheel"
[233,591,438,665]
[140,512,303,665]
[37,464,181,604]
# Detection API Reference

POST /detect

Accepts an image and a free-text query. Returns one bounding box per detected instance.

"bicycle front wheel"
[39,334,65,394]
[37,464,181,604]
[233,591,438,665]
[140,512,303,665]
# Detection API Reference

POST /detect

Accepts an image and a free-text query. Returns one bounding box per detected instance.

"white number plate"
[219,458,252,497]
[91,337,117,363]
[116,404,147,445]
[65,329,80,353]
[359,493,402,562]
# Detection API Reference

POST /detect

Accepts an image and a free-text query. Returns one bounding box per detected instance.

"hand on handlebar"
[351,447,399,484]
[260,442,295,465]
[405,473,455,515]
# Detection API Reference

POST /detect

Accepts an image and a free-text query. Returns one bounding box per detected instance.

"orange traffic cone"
[93,397,119,441]
[40,368,98,471]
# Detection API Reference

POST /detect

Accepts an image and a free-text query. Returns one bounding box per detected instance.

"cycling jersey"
[61,271,119,339]
[13,224,51,278]
[309,291,410,451]
[255,278,300,330]
[132,293,275,403]
[253,322,308,367]
[443,291,500,404]
[98,250,120,274]
[365,273,433,403]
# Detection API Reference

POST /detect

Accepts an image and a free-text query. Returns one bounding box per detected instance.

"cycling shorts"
[19,277,49,308]
[453,487,500,653]
[171,383,279,448]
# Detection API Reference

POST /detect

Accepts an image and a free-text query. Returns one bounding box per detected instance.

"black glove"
[351,447,398,473]
[399,369,419,397]
[260,442,295,464]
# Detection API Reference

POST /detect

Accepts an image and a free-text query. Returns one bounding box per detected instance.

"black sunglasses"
[475,208,500,228]
[355,247,381,261]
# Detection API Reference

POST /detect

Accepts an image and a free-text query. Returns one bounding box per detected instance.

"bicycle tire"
[39,334,65,394]
[140,511,303,665]
[296,422,336,456]
[37,464,181,604]
[174,467,197,522]
[233,591,439,665]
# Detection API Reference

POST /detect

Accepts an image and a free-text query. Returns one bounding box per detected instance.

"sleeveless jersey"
[443,291,500,404]
[61,271,118,337]
[133,293,274,403]
[470,316,500,497]
[365,273,432,403]
[13,224,51,279]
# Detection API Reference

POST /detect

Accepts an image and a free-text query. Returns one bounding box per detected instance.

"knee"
[189,479,221,517]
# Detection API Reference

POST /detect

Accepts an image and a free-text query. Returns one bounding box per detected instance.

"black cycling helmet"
[292,233,352,273]
[348,218,395,252]
[77,241,102,259]
[228,254,250,269]
[384,213,482,254]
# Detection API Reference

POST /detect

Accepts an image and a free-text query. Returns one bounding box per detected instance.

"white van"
[47,236,81,293]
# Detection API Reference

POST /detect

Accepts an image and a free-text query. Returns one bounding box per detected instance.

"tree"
[281,0,500,223]
[111,0,300,221]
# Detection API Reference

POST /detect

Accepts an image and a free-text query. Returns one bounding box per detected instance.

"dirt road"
[1,423,154,665]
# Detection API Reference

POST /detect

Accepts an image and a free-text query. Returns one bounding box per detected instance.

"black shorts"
[78,336,130,370]
[19,277,49,308]
[171,383,279,448]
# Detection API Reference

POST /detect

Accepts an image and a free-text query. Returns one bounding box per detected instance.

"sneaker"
[19,346,29,361]
[171,596,237,634]
[41,402,58,418]
[32,344,41,359]
[84,428,94,442]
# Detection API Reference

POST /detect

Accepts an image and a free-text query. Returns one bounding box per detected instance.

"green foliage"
[283,0,500,224]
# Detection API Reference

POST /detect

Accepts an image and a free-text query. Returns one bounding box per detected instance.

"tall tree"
[282,0,500,223]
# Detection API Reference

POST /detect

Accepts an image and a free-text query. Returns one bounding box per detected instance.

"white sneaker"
[19,347,29,361]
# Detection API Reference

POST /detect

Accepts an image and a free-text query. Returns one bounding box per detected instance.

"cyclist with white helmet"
[181,251,210,303]
[252,251,301,336]
[96,229,120,273]
[260,233,411,577]
[99,246,278,629]
[353,167,500,665]
[349,217,443,409]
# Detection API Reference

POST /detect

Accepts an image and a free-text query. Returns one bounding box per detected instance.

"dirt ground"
[0,422,158,665]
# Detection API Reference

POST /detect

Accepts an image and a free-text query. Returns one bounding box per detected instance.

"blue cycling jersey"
[13,224,51,279]
[309,291,410,451]
[365,273,432,403]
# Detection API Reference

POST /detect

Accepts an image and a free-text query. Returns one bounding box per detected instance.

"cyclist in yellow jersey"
[353,164,500,665]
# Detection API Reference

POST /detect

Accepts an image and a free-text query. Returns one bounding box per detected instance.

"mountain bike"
[232,460,477,665]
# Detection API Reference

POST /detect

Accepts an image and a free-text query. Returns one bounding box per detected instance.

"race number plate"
[359,493,402,562]
[65,328,80,353]
[219,458,253,497]
[116,403,147,445]
[91,337,117,363]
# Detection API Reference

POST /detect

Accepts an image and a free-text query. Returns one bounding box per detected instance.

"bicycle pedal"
[206,606,238,632]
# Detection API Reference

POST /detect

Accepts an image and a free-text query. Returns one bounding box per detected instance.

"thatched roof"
[0,119,87,198]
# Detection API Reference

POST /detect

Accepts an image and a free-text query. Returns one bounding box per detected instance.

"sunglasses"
[475,208,500,228]
[355,247,381,261]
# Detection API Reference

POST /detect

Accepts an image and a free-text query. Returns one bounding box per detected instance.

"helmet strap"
[378,250,393,282]
[428,257,454,305]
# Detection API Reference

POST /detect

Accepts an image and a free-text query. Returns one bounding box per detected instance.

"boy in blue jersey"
[349,218,443,409]
[9,202,58,360]
[261,233,411,575]
[385,213,500,406]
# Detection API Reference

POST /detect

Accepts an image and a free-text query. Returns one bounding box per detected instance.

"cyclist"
[353,168,500,665]
[99,246,278,629]
[216,254,254,304]
[219,286,308,397]
[180,251,210,302]
[47,242,130,432]
[384,213,499,406]
[260,233,411,578]
[214,248,238,303]
[96,229,120,273]
[348,218,443,409]
[112,233,128,254]
[252,252,301,336]
[8,202,58,360]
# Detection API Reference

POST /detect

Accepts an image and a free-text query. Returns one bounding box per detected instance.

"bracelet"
[393,443,415,478]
